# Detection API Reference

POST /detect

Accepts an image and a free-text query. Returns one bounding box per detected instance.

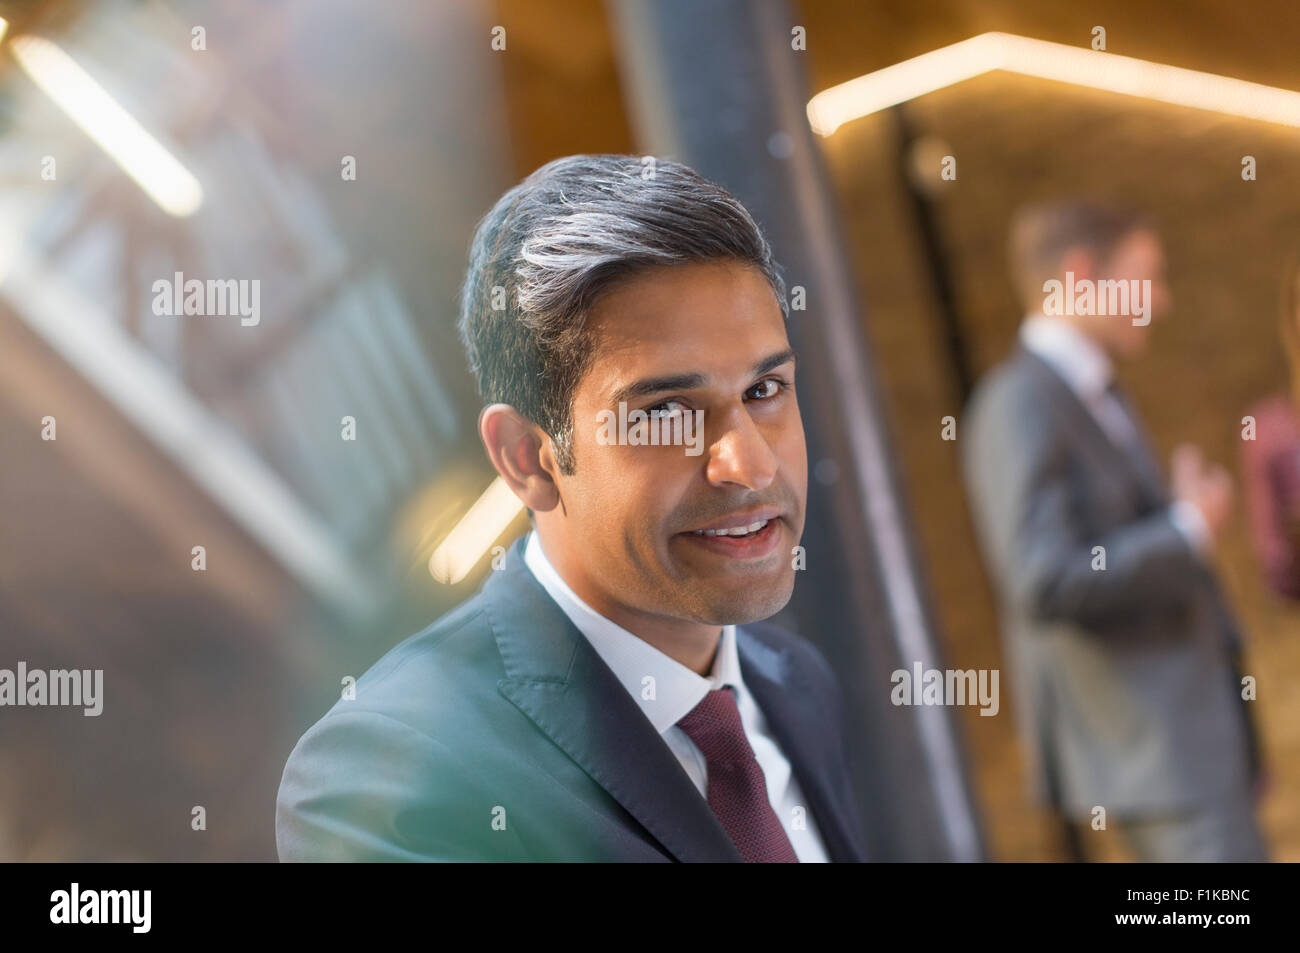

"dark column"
[891,104,975,406]
[608,0,985,860]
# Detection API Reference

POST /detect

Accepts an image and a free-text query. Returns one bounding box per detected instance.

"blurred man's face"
[537,260,807,630]
[1091,227,1170,360]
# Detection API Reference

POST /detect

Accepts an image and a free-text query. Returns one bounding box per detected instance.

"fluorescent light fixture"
[808,31,1300,136]
[429,476,525,585]
[10,34,204,216]
[0,18,9,42]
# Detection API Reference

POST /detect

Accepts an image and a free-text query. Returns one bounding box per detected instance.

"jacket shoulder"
[275,587,528,861]
[321,588,507,737]
[966,349,1046,423]
[963,350,1065,474]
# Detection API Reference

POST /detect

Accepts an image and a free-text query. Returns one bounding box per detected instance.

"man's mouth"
[690,518,770,538]
[676,511,783,560]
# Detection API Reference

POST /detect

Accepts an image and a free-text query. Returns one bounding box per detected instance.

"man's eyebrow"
[608,349,796,406]
[610,373,707,406]
[753,347,796,377]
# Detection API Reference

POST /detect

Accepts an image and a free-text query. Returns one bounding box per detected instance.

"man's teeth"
[692,519,769,537]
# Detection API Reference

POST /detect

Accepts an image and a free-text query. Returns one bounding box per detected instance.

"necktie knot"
[676,686,745,761]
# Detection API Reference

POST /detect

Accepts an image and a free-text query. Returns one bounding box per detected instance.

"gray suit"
[961,345,1263,857]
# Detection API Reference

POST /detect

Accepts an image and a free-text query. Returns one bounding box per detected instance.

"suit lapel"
[1105,385,1168,503]
[487,539,742,862]
[1020,348,1166,509]
[737,628,866,862]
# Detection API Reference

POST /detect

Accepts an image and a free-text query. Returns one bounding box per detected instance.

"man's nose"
[705,407,778,491]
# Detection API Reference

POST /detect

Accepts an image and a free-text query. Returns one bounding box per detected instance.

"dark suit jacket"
[276,537,869,861]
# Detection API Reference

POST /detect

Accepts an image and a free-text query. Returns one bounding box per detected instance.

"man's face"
[541,260,807,629]
[1092,228,1170,360]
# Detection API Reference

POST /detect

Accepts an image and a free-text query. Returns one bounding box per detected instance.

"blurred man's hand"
[1172,443,1234,538]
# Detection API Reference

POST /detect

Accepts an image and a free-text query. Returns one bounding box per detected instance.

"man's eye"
[647,399,687,418]
[746,378,785,400]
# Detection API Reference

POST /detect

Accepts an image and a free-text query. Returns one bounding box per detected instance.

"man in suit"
[961,201,1266,862]
[276,154,869,862]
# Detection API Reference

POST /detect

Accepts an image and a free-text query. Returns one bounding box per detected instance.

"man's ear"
[478,404,562,513]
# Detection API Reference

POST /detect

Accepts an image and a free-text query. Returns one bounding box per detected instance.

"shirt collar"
[1019,313,1114,401]
[522,530,741,734]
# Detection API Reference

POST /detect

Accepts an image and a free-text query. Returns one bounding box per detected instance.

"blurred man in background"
[961,201,1266,861]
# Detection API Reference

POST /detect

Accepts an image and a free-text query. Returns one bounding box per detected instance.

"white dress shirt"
[1019,314,1210,555]
[522,530,829,862]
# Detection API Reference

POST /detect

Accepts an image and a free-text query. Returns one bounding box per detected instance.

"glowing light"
[11,34,204,216]
[429,477,525,585]
[808,32,1300,136]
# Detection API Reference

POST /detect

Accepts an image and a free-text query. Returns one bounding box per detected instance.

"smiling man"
[275,154,868,863]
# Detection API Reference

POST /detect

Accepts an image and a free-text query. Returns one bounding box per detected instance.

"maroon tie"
[676,686,799,863]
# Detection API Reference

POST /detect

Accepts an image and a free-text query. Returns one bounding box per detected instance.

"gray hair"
[457,153,786,474]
